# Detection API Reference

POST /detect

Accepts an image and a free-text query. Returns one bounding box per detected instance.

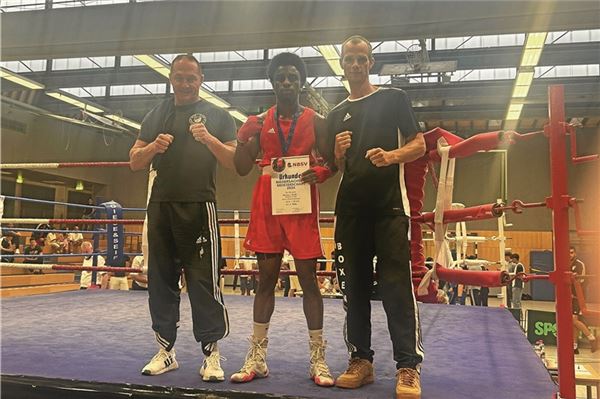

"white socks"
[253,322,269,340]
[309,329,323,342]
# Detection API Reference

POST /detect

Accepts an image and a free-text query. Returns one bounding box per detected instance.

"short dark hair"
[267,52,307,86]
[505,251,512,257]
[511,253,520,261]
[170,54,203,75]
[341,35,374,59]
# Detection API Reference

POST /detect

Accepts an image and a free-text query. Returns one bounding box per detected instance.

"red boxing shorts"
[244,174,323,260]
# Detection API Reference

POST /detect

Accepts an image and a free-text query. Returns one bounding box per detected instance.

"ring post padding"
[101,201,125,276]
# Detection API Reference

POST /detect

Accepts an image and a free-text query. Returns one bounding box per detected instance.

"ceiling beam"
[30,77,599,123]
[7,43,599,90]
[2,1,599,61]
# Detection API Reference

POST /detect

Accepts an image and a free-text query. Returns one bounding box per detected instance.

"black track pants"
[147,202,229,350]
[335,214,424,369]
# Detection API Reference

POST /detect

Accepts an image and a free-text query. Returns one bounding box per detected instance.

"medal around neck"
[189,113,207,125]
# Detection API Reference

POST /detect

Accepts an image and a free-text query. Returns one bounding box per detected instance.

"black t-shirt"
[571,258,586,294]
[1,237,14,254]
[24,245,43,263]
[326,88,419,215]
[139,99,236,202]
[513,263,525,288]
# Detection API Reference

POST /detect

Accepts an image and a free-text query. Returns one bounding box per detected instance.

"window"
[1,0,45,12]
[52,0,129,9]
[119,56,145,67]
[311,76,344,88]
[373,40,431,53]
[269,47,321,58]
[435,34,524,50]
[203,81,229,92]
[61,86,106,98]
[110,84,166,96]
[535,64,599,78]
[452,68,516,82]
[0,60,46,72]
[232,79,271,91]
[52,57,115,70]
[546,29,600,44]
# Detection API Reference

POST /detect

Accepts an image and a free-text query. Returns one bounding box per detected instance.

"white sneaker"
[230,336,269,383]
[309,339,334,387]
[199,350,225,382]
[141,348,178,376]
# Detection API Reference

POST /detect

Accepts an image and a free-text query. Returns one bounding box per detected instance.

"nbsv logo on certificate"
[270,155,312,216]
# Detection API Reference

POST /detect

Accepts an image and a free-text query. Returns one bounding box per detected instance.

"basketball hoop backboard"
[380,61,458,76]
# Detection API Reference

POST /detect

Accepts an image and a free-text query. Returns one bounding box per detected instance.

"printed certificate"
[270,155,311,215]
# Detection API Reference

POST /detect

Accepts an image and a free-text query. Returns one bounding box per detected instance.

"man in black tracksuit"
[129,55,236,381]
[324,36,426,399]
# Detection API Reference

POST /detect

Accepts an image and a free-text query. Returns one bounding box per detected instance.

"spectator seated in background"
[318,275,339,296]
[436,289,449,304]
[45,229,60,254]
[55,233,68,254]
[23,238,43,273]
[31,223,50,249]
[107,255,131,291]
[1,234,16,262]
[282,250,300,297]
[1,223,22,253]
[130,255,148,291]
[79,241,106,289]
[68,226,84,254]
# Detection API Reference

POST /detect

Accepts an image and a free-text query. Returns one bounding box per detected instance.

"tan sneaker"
[335,358,374,389]
[309,339,334,387]
[395,368,421,399]
[230,336,269,383]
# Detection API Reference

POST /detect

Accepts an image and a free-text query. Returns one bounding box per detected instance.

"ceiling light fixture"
[504,32,547,130]
[317,45,350,93]
[46,90,105,113]
[0,67,45,90]
[134,54,248,122]
[228,110,248,123]
[105,114,142,130]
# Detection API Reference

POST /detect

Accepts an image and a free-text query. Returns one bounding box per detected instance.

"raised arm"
[233,115,263,176]
[129,134,173,171]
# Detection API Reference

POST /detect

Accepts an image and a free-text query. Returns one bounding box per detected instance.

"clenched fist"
[152,133,174,154]
[365,148,395,167]
[335,131,352,159]
[190,123,215,145]
[237,115,264,144]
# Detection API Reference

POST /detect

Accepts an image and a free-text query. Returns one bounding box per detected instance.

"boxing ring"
[1,291,554,399]
[0,85,596,398]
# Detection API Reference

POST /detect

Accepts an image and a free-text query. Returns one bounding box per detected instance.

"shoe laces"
[239,337,267,373]
[310,340,332,378]
[152,348,172,363]
[396,368,419,387]
[346,357,369,375]
[205,351,225,369]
